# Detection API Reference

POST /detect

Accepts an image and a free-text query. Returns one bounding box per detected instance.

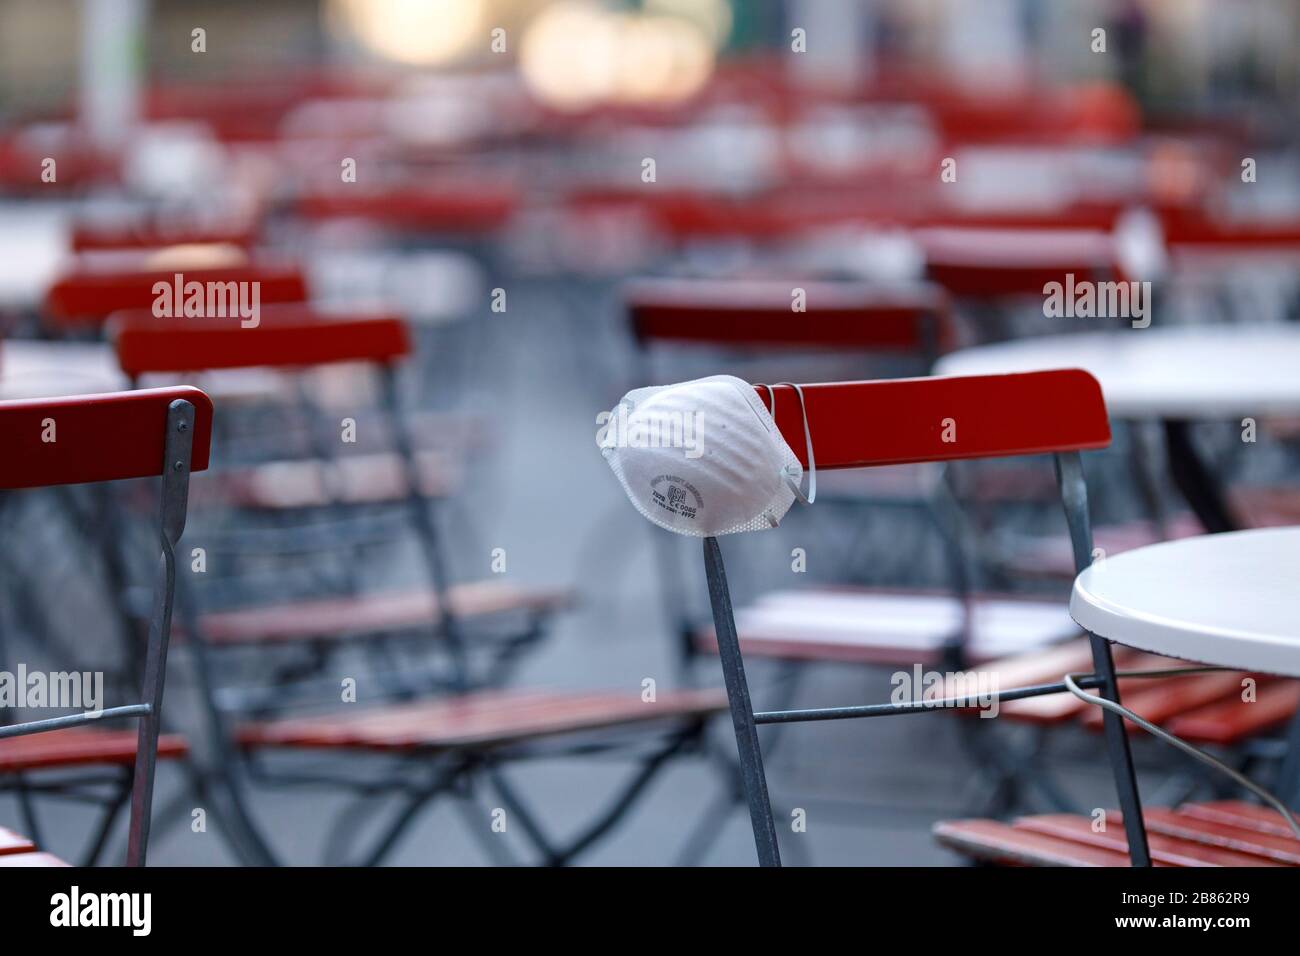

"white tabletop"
[934,327,1300,418]
[0,340,124,398]
[1070,526,1300,677]
[0,340,289,403]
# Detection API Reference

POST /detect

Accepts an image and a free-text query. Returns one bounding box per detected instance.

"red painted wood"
[758,369,1110,470]
[194,583,573,645]
[1017,814,1287,867]
[0,386,213,489]
[294,186,518,233]
[71,220,257,253]
[627,278,952,351]
[1080,671,1247,733]
[44,262,307,323]
[237,689,726,751]
[920,228,1120,297]
[933,819,1142,867]
[1161,207,1300,250]
[0,828,36,856]
[1168,681,1300,744]
[1179,801,1300,838]
[1143,808,1300,864]
[0,729,188,772]
[0,852,70,867]
[111,308,411,374]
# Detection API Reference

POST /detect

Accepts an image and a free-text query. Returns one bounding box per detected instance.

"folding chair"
[627,278,1073,676]
[109,309,724,866]
[0,386,213,865]
[690,369,1155,866]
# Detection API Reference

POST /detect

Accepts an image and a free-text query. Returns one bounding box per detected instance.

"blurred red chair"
[0,386,212,865]
[44,257,307,330]
[918,227,1124,304]
[108,309,723,866]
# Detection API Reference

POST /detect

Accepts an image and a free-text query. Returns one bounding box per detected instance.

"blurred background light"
[327,0,487,66]
[520,0,714,111]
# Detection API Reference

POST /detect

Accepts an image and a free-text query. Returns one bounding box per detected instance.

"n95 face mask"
[599,375,815,537]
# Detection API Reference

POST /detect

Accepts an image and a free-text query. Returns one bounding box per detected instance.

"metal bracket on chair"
[126,398,195,867]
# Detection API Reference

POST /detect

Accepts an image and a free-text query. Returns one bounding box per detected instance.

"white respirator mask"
[599,374,815,537]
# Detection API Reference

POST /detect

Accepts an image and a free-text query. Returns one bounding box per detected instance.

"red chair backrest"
[760,369,1109,470]
[919,228,1121,297]
[627,279,952,352]
[70,221,259,253]
[1159,206,1300,253]
[44,262,308,325]
[0,386,213,490]
[294,185,518,234]
[109,307,411,375]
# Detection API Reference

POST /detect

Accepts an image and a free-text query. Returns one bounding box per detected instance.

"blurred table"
[0,339,290,402]
[936,327,1300,532]
[935,327,1300,419]
[0,340,123,398]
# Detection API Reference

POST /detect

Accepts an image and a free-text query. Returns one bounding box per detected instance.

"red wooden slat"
[1167,681,1300,745]
[1080,671,1247,733]
[0,387,213,489]
[1161,208,1300,250]
[237,689,725,752]
[71,221,258,253]
[294,186,517,233]
[995,647,1153,724]
[1018,814,1287,867]
[933,819,1145,867]
[0,729,188,773]
[1179,801,1300,838]
[759,370,1110,470]
[110,308,411,374]
[920,228,1120,297]
[626,278,951,351]
[45,262,307,324]
[0,828,36,856]
[195,583,573,645]
[0,852,70,867]
[1144,808,1300,864]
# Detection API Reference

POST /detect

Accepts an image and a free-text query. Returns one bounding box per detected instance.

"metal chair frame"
[0,386,211,865]
[696,371,1153,866]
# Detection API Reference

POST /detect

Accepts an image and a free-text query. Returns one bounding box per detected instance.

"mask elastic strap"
[765,382,816,505]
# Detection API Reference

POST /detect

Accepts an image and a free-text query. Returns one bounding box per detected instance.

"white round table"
[1071,526,1300,677]
[934,327,1300,420]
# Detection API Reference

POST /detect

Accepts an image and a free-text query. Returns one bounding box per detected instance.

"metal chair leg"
[703,536,781,867]
[1056,451,1152,867]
